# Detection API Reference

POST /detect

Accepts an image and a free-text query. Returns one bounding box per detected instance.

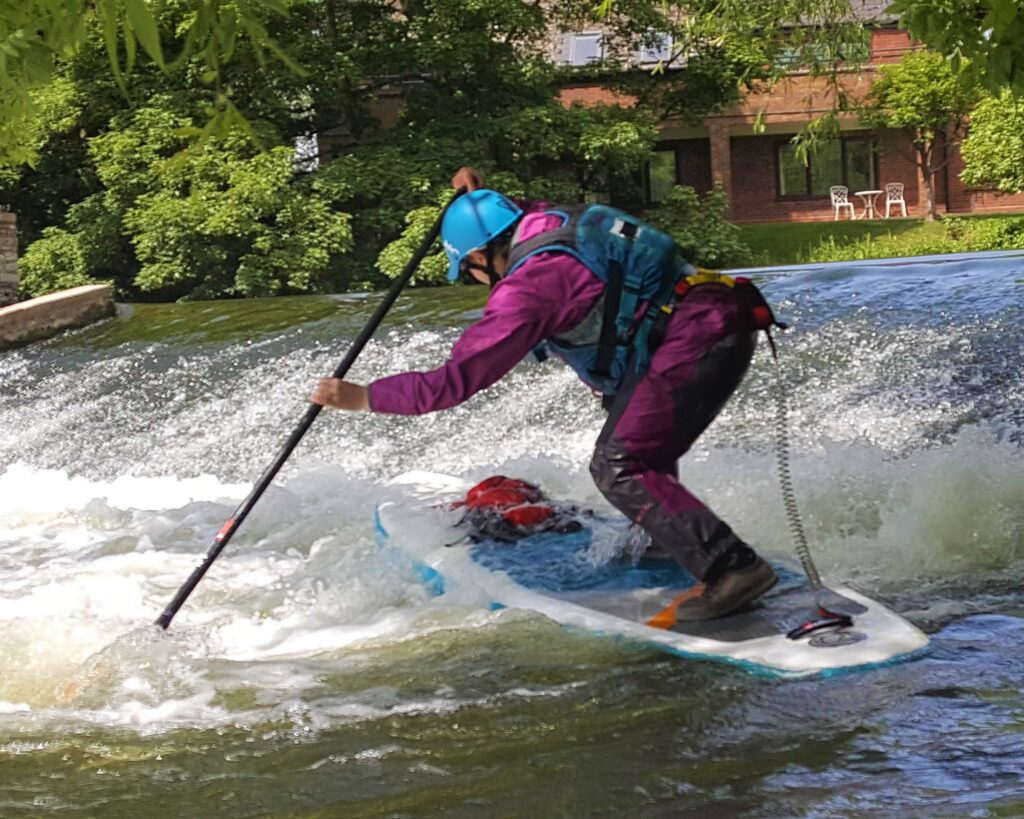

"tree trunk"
[917,139,938,221]
[325,0,338,44]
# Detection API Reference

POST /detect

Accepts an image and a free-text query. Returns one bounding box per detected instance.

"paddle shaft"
[155,194,458,629]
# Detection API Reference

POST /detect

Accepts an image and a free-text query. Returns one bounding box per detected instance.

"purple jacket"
[369,208,604,415]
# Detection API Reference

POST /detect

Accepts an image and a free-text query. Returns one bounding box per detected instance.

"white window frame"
[636,32,673,66]
[567,32,604,66]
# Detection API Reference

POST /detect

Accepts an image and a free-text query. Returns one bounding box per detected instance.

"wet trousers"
[589,288,756,582]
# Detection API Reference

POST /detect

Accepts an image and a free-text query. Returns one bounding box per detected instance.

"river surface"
[1,251,1023,817]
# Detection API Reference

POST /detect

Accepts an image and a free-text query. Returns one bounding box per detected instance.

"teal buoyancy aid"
[506,204,690,396]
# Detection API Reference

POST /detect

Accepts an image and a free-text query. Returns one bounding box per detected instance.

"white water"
[2,425,1020,724]
[1,259,1023,738]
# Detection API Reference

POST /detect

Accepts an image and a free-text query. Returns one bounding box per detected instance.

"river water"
[1,251,1023,817]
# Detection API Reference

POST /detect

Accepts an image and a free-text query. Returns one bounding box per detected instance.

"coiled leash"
[772,357,869,638]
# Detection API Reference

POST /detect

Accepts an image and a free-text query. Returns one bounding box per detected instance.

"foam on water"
[0,459,514,728]
[0,256,1022,738]
[1,418,1020,726]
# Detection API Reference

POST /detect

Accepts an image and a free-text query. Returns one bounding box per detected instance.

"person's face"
[465,246,509,285]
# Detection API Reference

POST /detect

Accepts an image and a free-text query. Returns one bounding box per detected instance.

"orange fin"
[646,585,705,630]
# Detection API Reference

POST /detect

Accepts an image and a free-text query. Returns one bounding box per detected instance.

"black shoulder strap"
[506,205,587,273]
[592,259,624,385]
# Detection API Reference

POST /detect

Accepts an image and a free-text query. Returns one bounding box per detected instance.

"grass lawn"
[736,212,1024,268]
[737,218,941,267]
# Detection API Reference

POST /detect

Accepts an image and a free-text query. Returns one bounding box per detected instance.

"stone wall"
[0,210,16,307]
[0,284,115,351]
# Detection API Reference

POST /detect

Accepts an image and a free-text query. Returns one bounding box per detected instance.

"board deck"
[375,471,930,677]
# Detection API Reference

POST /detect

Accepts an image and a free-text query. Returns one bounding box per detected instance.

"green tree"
[890,0,1024,96]
[7,1,370,299]
[4,0,871,298]
[860,50,979,221]
[0,0,294,173]
[959,90,1024,194]
[366,0,865,281]
[645,184,748,269]
[19,98,352,299]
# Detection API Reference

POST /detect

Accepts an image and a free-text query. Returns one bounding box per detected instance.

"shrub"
[806,216,1024,263]
[18,227,103,296]
[19,103,354,301]
[645,184,749,269]
[946,216,1024,250]
[18,192,128,297]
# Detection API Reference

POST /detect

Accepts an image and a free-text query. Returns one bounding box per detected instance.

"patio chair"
[829,185,855,221]
[884,183,907,218]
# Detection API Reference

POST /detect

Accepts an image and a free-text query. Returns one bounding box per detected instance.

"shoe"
[675,558,779,622]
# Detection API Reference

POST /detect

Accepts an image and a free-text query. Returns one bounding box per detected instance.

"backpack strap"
[592,258,624,387]
[505,207,586,275]
[591,217,682,387]
[630,254,691,375]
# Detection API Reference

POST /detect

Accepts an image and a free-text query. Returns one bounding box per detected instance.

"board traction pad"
[669,586,866,642]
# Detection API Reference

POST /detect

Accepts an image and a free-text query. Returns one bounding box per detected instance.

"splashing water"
[1,254,1023,815]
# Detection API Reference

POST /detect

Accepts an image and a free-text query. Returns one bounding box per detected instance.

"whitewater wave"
[1,418,1021,725]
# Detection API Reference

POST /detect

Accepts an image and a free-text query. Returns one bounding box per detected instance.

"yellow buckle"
[686,268,735,288]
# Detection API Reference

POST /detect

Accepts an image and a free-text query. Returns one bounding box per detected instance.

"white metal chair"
[829,185,855,220]
[884,183,907,218]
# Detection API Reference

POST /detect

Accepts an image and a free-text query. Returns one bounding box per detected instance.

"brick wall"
[725,129,927,223]
[871,28,912,64]
[557,84,633,107]
[944,142,1024,214]
[675,139,713,193]
[727,136,836,223]
[724,128,1024,223]
[0,211,16,306]
[317,91,405,163]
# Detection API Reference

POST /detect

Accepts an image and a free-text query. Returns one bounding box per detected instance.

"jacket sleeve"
[368,253,602,415]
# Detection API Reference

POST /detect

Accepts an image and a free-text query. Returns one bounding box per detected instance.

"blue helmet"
[441,190,523,281]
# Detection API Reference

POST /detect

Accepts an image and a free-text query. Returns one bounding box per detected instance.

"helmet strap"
[461,244,503,288]
[483,242,502,287]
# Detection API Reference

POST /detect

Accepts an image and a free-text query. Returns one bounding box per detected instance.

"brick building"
[319,3,1024,224]
[558,13,1024,222]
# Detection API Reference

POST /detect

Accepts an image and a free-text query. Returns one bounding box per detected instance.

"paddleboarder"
[312,168,780,621]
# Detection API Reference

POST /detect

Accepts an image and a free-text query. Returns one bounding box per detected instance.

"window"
[844,139,875,192]
[647,150,677,204]
[775,39,871,69]
[776,46,802,68]
[636,32,672,65]
[841,40,871,63]
[567,33,603,66]
[777,137,876,197]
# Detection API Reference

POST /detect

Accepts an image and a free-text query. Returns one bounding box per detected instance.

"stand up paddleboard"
[375,471,929,678]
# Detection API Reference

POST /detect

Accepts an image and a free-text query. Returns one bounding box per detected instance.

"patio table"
[854,189,883,220]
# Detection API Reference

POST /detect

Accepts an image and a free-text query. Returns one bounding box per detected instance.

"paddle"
[154,190,464,630]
